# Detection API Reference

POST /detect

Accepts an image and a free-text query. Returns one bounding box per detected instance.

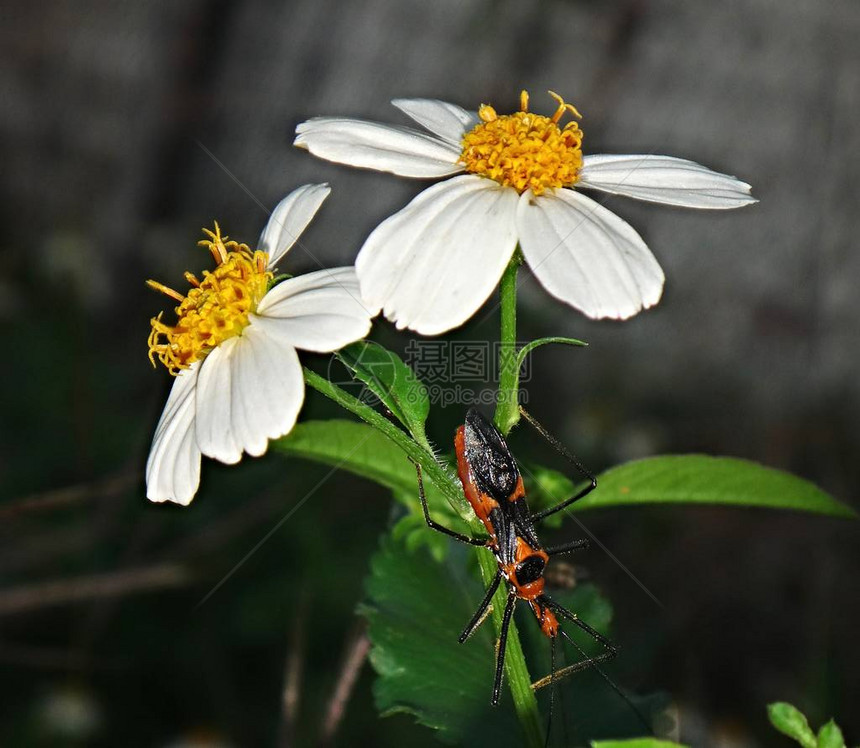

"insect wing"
[462,409,521,504]
[462,409,545,549]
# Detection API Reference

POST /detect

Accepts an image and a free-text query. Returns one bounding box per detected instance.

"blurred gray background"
[1,1,858,746]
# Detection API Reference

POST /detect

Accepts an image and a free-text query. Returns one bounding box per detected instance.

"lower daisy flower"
[145,184,376,505]
[295,91,756,335]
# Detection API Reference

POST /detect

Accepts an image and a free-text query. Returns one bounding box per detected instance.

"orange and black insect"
[416,408,620,710]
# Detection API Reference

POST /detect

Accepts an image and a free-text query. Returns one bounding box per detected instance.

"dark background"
[1,0,858,745]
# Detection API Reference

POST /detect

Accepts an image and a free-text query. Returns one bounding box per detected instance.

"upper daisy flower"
[295,91,756,335]
[145,184,376,505]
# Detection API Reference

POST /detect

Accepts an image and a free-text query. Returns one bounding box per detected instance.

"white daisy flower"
[145,184,376,505]
[295,91,756,334]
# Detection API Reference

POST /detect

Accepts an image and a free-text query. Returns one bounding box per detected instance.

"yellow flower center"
[460,90,584,196]
[147,224,272,375]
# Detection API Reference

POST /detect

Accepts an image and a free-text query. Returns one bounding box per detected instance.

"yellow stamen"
[547,90,582,123]
[146,223,272,375]
[477,103,497,122]
[146,280,185,303]
[460,90,584,196]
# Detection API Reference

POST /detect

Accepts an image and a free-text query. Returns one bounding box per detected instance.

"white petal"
[517,189,664,320]
[356,175,519,335]
[254,266,375,352]
[227,326,305,457]
[578,154,756,209]
[391,98,478,146]
[259,184,330,268]
[195,330,305,461]
[195,338,243,464]
[146,365,202,505]
[294,118,464,178]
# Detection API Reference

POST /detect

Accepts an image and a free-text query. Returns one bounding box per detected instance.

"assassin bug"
[416,408,649,732]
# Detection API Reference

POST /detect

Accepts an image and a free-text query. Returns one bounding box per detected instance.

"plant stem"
[475,552,544,748]
[486,249,544,747]
[302,368,468,516]
[494,250,523,436]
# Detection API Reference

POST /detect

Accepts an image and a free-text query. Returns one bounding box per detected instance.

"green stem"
[493,251,523,436]
[303,368,468,517]
[476,553,544,748]
[488,249,544,747]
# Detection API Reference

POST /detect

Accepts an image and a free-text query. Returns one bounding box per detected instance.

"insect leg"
[533,632,616,688]
[545,538,590,557]
[458,570,502,643]
[544,596,616,653]
[542,597,654,735]
[519,407,597,522]
[415,463,487,546]
[491,590,518,706]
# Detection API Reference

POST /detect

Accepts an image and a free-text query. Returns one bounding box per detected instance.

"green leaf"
[360,534,519,745]
[272,419,467,528]
[362,532,665,745]
[273,418,419,494]
[573,456,856,518]
[276,424,854,524]
[302,369,467,513]
[390,512,450,563]
[817,720,846,748]
[336,341,430,442]
[591,740,688,748]
[768,702,817,748]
